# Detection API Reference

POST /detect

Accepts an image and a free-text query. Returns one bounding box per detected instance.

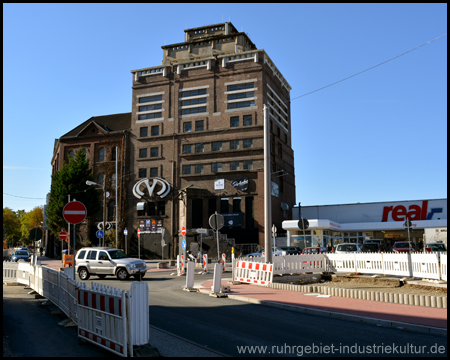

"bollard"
[430,296,436,308]
[211,263,223,294]
[203,254,208,273]
[384,293,390,303]
[375,292,380,302]
[393,293,399,304]
[436,296,442,308]
[222,253,226,272]
[443,296,447,309]
[403,293,409,305]
[419,295,425,307]
[186,261,194,289]
[181,255,185,275]
[425,296,431,307]
[177,255,181,276]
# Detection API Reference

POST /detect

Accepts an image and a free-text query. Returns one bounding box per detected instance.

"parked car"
[246,247,283,257]
[392,241,414,253]
[278,246,302,255]
[362,242,381,253]
[302,247,327,254]
[335,243,362,253]
[75,247,147,281]
[12,250,31,262]
[424,242,447,252]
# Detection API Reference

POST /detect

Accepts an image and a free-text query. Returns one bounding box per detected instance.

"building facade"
[49,113,131,256]
[282,199,447,250]
[126,22,296,259]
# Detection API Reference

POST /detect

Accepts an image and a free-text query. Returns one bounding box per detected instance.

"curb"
[269,283,447,309]
[223,294,447,336]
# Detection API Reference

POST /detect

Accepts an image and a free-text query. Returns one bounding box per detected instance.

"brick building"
[50,113,131,254]
[126,22,296,259]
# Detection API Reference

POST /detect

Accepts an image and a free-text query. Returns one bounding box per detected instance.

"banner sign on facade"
[221,213,244,228]
[232,177,249,192]
[214,179,225,190]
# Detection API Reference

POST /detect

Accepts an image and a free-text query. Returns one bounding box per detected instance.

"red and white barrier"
[181,255,185,275]
[222,253,226,271]
[234,260,274,286]
[203,254,208,273]
[77,284,128,356]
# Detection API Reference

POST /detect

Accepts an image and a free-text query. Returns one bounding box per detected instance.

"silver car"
[75,247,147,281]
[11,250,31,262]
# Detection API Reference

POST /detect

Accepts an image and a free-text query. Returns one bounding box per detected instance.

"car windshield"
[363,244,378,250]
[395,243,410,249]
[429,244,446,251]
[337,244,357,252]
[15,251,28,256]
[309,248,319,254]
[108,249,129,259]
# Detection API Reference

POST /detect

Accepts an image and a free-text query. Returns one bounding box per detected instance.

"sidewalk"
[197,278,447,335]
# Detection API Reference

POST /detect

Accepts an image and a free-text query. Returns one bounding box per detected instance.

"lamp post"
[86,180,106,246]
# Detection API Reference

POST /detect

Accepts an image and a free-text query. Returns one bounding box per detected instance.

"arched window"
[108,201,116,222]
[68,151,75,159]
[98,148,105,162]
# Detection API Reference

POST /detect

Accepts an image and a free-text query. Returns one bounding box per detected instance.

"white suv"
[75,247,147,281]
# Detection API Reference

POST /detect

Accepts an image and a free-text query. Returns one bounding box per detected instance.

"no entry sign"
[63,201,87,224]
[181,226,186,236]
[59,231,68,240]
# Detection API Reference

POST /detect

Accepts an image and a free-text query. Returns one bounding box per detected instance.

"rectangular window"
[151,147,159,157]
[233,198,241,212]
[181,89,207,98]
[183,122,192,133]
[138,168,147,178]
[243,115,252,126]
[150,167,158,177]
[227,101,255,110]
[192,199,203,228]
[220,198,229,213]
[139,103,162,112]
[195,164,204,174]
[212,142,222,151]
[139,148,147,158]
[227,83,254,92]
[230,140,239,150]
[182,98,207,106]
[195,120,204,131]
[157,201,165,216]
[138,112,162,120]
[278,143,282,158]
[148,202,156,216]
[151,126,159,136]
[244,160,253,170]
[243,139,253,149]
[183,144,192,154]
[228,92,254,101]
[182,107,207,115]
[182,165,191,175]
[212,163,222,172]
[230,116,239,127]
[139,95,162,103]
[209,198,217,215]
[245,196,254,228]
[195,144,204,153]
[140,127,148,137]
[230,161,240,171]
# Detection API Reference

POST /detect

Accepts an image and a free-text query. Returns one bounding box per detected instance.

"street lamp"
[86,180,106,246]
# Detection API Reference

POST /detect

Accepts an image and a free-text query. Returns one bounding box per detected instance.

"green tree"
[3,207,21,246]
[46,148,101,243]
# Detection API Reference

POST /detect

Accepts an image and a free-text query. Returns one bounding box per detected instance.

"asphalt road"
[82,271,448,357]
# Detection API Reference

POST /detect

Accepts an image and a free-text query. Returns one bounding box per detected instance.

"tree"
[46,148,101,242]
[3,208,21,246]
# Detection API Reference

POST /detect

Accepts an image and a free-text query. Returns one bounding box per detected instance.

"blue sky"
[3,3,447,212]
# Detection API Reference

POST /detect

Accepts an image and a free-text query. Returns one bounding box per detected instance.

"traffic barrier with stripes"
[77,282,128,356]
[234,260,274,286]
[203,254,208,273]
[222,253,226,271]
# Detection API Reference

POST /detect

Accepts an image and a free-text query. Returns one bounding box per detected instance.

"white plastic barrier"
[382,253,412,277]
[59,271,78,321]
[439,252,447,281]
[410,253,440,280]
[354,253,384,275]
[129,281,149,347]
[43,266,61,305]
[234,259,274,286]
[17,261,31,286]
[77,282,129,357]
[2,261,18,282]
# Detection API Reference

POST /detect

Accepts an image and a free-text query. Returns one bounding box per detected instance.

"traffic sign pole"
[138,228,141,259]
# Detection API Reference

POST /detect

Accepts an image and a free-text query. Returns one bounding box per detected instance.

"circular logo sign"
[181,226,186,236]
[63,201,87,224]
[59,231,67,240]
[231,176,249,191]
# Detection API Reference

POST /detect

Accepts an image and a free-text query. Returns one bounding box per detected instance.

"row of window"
[68,148,117,163]
[182,138,254,154]
[139,147,160,159]
[182,160,253,175]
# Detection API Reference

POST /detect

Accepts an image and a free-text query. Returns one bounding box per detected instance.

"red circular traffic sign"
[59,231,68,240]
[181,226,186,236]
[137,229,141,237]
[63,201,87,224]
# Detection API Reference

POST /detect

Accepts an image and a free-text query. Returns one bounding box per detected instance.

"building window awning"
[137,202,146,211]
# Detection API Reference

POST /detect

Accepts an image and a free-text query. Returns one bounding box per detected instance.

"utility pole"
[115,146,118,249]
[263,104,272,263]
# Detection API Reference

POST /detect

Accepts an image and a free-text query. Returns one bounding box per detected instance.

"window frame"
[139,148,148,158]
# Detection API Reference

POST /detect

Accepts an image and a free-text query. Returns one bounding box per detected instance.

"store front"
[283,199,447,251]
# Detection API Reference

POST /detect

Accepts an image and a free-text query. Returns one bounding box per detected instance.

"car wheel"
[116,268,129,281]
[97,275,107,279]
[78,268,90,281]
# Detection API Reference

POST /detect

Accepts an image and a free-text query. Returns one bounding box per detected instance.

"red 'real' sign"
[381,200,443,222]
[181,226,186,236]
[63,201,87,224]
